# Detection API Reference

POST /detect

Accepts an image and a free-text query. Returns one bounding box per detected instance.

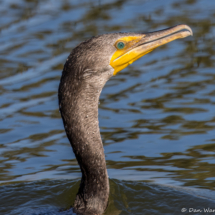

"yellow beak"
[110,24,193,75]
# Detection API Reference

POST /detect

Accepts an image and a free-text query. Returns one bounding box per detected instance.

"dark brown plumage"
[58,34,123,215]
[58,25,192,215]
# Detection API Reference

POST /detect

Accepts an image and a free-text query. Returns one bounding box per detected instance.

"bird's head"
[65,24,192,82]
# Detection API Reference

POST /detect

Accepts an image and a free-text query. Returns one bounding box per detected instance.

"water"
[1,0,215,214]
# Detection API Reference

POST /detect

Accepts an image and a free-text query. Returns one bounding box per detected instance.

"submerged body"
[58,25,192,215]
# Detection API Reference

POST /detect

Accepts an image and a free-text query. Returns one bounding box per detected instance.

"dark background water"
[1,0,215,214]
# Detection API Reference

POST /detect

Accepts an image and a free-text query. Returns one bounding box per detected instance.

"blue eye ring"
[116,41,125,49]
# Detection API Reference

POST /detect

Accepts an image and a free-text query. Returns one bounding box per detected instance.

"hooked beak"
[110,24,193,75]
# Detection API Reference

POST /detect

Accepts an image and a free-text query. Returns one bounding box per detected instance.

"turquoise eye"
[116,42,125,49]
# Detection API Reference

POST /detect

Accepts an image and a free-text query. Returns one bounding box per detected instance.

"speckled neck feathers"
[58,47,114,214]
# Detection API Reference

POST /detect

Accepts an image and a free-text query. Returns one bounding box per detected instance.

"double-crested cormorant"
[58,24,192,215]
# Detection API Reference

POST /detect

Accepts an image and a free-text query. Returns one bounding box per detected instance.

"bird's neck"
[59,74,111,214]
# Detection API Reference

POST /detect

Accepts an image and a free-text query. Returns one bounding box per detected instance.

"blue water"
[1,0,215,214]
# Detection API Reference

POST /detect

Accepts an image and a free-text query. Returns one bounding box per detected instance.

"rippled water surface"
[1,0,215,214]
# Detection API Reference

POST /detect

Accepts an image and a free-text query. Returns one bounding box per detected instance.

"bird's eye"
[116,41,125,49]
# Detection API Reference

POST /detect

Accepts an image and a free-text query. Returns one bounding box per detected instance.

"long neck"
[59,73,110,215]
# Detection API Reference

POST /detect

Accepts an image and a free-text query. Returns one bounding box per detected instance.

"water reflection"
[1,179,214,215]
[1,0,215,214]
